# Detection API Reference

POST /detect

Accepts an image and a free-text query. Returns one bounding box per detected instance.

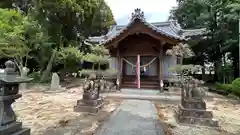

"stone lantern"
[0,60,33,135]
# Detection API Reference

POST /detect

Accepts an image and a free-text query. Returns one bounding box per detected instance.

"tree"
[0,0,116,82]
[170,0,240,82]
[56,46,83,72]
[167,43,200,103]
[0,8,48,75]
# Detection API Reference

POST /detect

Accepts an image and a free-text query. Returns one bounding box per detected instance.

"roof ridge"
[115,21,175,27]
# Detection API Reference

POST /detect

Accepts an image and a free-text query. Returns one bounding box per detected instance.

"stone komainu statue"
[189,78,206,100]
[83,73,100,100]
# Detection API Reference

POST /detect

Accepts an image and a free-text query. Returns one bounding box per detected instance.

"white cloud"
[105,0,177,23]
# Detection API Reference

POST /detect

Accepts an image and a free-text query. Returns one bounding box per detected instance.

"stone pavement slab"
[95,100,165,135]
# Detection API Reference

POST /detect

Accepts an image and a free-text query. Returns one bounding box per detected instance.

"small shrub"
[28,71,41,83]
[232,78,240,95]
[215,82,232,91]
[215,82,232,95]
[28,71,51,83]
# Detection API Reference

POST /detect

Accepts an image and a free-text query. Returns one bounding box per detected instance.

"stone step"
[74,102,104,114]
[121,83,159,89]
[123,81,159,85]
[178,105,213,118]
[12,128,30,135]
[175,111,218,127]
[177,115,218,127]
[0,122,22,134]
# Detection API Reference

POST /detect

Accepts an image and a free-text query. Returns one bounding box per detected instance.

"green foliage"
[91,45,108,56]
[103,68,117,77]
[29,0,115,46]
[232,78,240,95]
[83,53,108,64]
[79,69,96,77]
[168,64,201,75]
[215,82,232,92]
[28,71,42,83]
[0,8,50,74]
[83,45,109,65]
[166,43,195,58]
[0,9,29,57]
[0,0,116,81]
[79,68,117,78]
[170,0,240,81]
[56,46,83,72]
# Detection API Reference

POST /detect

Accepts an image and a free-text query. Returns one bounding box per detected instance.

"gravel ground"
[155,91,240,135]
[13,85,122,135]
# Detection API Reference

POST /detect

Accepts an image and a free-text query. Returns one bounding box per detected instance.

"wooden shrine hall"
[87,8,204,90]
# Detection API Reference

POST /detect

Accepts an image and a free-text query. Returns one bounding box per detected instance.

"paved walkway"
[95,100,165,135]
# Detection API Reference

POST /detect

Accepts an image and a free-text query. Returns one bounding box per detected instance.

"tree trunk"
[233,56,239,79]
[14,57,24,76]
[214,61,218,82]
[222,55,226,83]
[200,57,205,81]
[40,50,57,82]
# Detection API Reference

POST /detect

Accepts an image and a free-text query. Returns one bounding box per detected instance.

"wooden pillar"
[116,47,121,90]
[159,42,164,91]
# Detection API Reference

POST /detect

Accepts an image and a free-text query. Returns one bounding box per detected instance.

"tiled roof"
[88,8,205,44]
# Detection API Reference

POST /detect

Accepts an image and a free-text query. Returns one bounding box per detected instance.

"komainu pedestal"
[74,74,104,114]
[0,60,33,135]
[175,78,218,127]
[175,98,218,127]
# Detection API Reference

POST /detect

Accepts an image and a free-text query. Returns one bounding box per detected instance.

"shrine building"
[87,8,204,90]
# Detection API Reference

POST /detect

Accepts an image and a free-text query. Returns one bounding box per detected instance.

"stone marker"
[20,67,29,90]
[0,60,33,135]
[175,77,218,127]
[50,73,61,90]
[74,73,104,114]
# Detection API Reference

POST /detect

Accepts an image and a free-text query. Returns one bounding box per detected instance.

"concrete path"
[95,100,165,135]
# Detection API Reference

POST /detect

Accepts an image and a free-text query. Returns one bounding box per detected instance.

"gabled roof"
[87,8,205,45]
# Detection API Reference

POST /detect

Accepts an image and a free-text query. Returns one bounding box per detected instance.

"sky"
[105,0,177,25]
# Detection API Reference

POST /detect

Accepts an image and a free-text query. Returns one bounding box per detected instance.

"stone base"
[182,98,206,110]
[77,98,103,106]
[74,98,104,114]
[178,105,213,118]
[0,122,30,135]
[175,105,218,127]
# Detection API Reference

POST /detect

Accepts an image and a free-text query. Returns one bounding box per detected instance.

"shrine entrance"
[121,56,159,89]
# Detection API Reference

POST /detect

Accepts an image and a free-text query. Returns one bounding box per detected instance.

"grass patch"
[215,82,240,98]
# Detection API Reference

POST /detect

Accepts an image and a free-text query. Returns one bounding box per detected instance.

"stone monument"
[74,73,104,114]
[175,77,218,127]
[0,60,33,135]
[50,72,61,90]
